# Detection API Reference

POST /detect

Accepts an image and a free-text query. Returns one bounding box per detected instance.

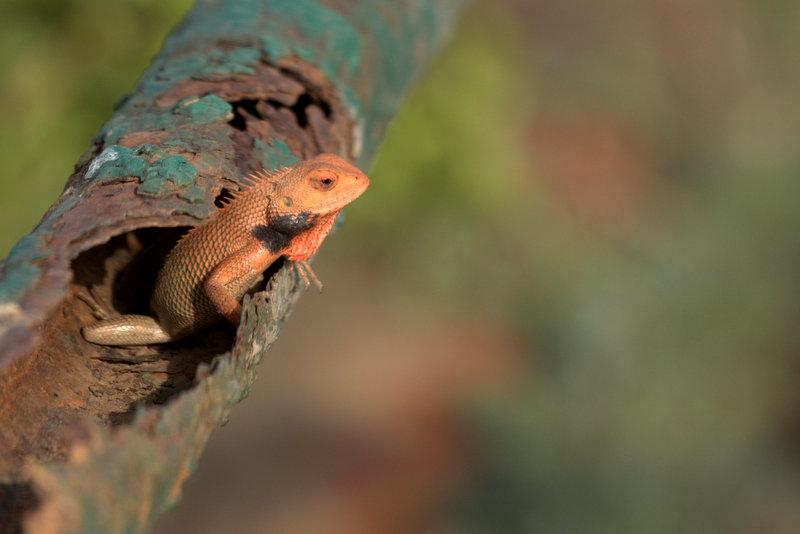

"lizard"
[82,153,369,346]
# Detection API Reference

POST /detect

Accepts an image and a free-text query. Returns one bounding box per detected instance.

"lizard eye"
[310,172,337,191]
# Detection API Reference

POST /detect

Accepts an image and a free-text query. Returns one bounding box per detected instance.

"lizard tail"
[82,315,174,346]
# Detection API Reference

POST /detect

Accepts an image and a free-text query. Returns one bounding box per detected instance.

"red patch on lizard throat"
[284,212,339,261]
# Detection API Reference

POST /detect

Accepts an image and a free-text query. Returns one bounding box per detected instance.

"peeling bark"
[0,0,465,532]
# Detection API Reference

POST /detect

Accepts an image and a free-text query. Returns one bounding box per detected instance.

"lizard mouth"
[318,172,369,212]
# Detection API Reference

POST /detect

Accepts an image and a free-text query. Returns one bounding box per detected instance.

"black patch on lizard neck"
[271,211,318,235]
[252,225,291,253]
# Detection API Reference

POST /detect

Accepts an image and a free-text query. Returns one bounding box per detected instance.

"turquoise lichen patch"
[152,155,198,187]
[4,234,44,264]
[173,95,233,124]
[0,261,39,302]
[195,47,263,76]
[138,155,199,197]
[255,0,364,112]
[260,36,288,60]
[251,138,298,174]
[155,55,207,81]
[84,145,148,182]
[84,145,207,202]
[268,138,298,166]
[260,0,362,79]
[0,234,45,302]
[94,115,176,146]
[137,180,176,197]
[135,144,170,159]
[178,185,206,204]
[95,96,231,146]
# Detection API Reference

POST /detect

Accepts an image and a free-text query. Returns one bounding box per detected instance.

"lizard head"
[268,153,369,234]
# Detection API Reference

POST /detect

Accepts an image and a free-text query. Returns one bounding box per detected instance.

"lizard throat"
[251,224,292,253]
[269,211,319,235]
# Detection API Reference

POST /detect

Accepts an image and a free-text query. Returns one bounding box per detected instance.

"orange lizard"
[82,153,369,345]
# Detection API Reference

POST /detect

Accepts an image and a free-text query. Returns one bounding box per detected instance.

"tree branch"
[0,1,464,532]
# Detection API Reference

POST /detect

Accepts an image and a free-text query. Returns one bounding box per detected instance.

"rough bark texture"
[0,1,464,532]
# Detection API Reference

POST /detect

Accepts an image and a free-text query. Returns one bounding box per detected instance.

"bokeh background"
[3,0,800,532]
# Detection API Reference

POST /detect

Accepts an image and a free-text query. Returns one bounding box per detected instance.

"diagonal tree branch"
[0,1,465,532]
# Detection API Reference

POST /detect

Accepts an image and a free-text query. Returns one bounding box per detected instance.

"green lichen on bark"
[252,138,299,170]
[0,235,46,302]
[172,95,234,123]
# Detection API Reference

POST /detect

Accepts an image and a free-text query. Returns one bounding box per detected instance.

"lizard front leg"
[204,240,282,326]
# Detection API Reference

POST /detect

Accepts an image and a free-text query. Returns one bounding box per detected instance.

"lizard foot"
[75,287,113,320]
[292,260,324,292]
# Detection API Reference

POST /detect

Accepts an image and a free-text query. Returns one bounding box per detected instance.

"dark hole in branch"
[228,91,330,133]
[0,482,39,534]
[289,93,316,128]
[229,99,261,131]
[65,226,239,422]
[215,188,236,208]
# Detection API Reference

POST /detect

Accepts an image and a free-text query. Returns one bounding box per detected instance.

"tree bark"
[0,1,464,532]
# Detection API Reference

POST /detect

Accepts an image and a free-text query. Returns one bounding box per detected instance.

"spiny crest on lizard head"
[226,154,367,205]
[239,166,288,189]
[217,154,368,234]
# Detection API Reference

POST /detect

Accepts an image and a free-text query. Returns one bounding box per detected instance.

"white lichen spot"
[0,301,21,318]
[350,120,364,160]
[85,147,121,179]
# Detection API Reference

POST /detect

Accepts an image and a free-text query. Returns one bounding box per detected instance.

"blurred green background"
[3,1,800,533]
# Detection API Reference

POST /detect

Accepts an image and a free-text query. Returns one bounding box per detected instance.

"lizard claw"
[75,287,113,320]
[293,260,324,292]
